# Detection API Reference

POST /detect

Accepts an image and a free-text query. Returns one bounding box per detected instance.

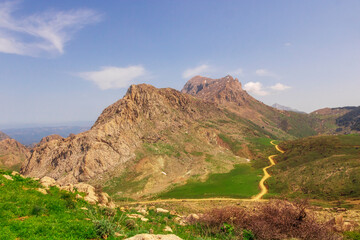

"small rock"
[141,217,149,222]
[11,171,19,176]
[80,207,88,210]
[36,188,47,194]
[3,175,13,181]
[125,234,182,240]
[156,208,169,213]
[187,213,199,220]
[127,214,144,219]
[32,177,40,181]
[138,209,148,215]
[163,226,173,232]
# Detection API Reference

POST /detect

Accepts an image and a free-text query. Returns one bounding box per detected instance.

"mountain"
[0,131,10,141]
[0,138,30,171]
[182,75,317,138]
[21,77,318,199]
[2,125,91,146]
[271,103,304,113]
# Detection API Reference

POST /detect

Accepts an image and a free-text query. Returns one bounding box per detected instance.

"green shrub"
[93,218,119,239]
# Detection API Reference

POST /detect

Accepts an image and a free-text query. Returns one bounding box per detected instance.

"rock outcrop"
[0,138,30,171]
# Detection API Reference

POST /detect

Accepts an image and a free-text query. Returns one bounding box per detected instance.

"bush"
[93,218,119,239]
[193,200,341,240]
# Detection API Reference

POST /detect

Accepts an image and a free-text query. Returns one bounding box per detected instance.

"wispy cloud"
[284,42,292,47]
[78,65,146,90]
[255,69,279,79]
[182,64,211,79]
[270,83,291,91]
[228,68,244,77]
[0,1,101,57]
[244,82,269,96]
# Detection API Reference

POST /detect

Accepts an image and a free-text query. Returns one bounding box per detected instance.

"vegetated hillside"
[310,107,358,134]
[182,75,318,139]
[0,138,30,171]
[336,106,360,132]
[21,76,308,200]
[268,134,360,200]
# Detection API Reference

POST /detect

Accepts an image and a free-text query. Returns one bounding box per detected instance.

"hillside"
[310,107,359,134]
[0,138,30,171]
[21,76,316,200]
[336,106,360,132]
[267,134,360,200]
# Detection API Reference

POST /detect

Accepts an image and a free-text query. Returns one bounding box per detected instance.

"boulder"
[40,176,56,188]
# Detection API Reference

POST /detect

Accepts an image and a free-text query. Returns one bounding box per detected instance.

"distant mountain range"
[1,125,91,146]
[271,103,305,113]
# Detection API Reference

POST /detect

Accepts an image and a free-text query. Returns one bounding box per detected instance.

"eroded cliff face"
[21,84,225,188]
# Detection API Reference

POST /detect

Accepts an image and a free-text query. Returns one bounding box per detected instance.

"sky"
[0,0,360,128]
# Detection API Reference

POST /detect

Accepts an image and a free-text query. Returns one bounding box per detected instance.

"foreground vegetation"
[268,134,360,200]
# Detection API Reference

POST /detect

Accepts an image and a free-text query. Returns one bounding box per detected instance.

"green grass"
[158,164,262,199]
[0,169,253,239]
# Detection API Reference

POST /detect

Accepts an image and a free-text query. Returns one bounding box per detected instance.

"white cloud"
[182,64,211,79]
[284,42,292,47]
[228,68,244,77]
[79,66,146,90]
[255,69,279,79]
[0,1,101,57]
[243,82,269,96]
[270,83,291,91]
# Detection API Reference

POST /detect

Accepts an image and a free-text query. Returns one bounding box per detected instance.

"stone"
[125,234,183,240]
[36,188,47,194]
[141,217,149,222]
[163,226,173,232]
[3,175,13,181]
[127,214,144,219]
[156,208,169,213]
[40,176,56,188]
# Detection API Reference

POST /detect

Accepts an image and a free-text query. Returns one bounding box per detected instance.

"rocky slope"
[0,138,30,171]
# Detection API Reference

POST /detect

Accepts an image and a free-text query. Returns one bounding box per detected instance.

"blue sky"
[1,0,360,127]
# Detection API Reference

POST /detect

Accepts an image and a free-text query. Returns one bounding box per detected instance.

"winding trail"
[123,140,284,205]
[252,140,284,200]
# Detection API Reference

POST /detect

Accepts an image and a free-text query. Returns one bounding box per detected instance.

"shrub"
[93,218,119,239]
[193,200,341,240]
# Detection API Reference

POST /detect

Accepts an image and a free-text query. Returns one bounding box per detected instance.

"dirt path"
[124,140,284,205]
[252,140,284,200]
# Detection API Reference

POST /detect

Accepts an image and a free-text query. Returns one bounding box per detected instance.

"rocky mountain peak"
[181,75,255,107]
